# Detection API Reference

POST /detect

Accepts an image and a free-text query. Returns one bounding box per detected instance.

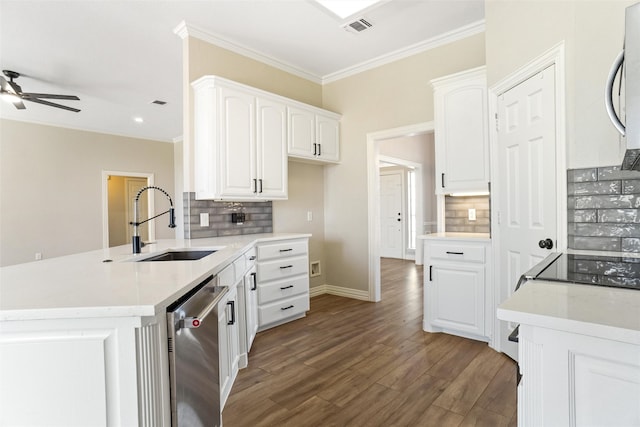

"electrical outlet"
[200,213,209,227]
[35,252,42,261]
[307,211,313,222]
[468,208,476,221]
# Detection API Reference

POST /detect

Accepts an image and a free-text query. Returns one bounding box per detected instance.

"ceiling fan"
[0,70,81,112]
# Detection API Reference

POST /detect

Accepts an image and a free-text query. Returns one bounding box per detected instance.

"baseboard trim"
[309,284,370,301]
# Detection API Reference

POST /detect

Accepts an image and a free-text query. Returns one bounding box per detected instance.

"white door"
[287,106,315,157]
[380,170,404,259]
[497,65,557,360]
[316,114,340,162]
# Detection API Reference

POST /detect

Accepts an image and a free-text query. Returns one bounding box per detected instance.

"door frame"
[101,171,155,249]
[366,122,436,302]
[488,42,567,352]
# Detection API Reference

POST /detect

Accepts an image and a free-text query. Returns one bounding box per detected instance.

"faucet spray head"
[169,207,176,228]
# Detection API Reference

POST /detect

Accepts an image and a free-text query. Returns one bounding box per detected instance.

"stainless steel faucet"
[130,186,176,253]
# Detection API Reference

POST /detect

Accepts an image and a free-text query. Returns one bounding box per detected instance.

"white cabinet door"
[432,67,489,194]
[219,284,239,409]
[316,113,340,162]
[288,106,340,163]
[428,263,485,337]
[244,267,259,352]
[288,106,315,158]
[256,97,288,199]
[219,86,256,198]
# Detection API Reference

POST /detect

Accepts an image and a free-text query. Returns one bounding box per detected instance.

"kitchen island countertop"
[0,233,310,321]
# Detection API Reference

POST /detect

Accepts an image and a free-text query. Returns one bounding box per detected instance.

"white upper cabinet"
[288,106,340,163]
[432,66,489,194]
[192,76,288,200]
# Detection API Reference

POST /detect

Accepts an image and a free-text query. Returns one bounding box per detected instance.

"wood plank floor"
[223,258,517,427]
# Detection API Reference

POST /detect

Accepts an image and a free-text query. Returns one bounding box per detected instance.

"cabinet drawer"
[258,276,308,304]
[428,243,485,263]
[259,293,309,326]
[258,256,308,282]
[257,240,307,260]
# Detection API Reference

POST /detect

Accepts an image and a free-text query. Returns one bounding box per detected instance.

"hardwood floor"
[223,258,517,427]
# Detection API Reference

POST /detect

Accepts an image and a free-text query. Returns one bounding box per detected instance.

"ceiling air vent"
[342,17,373,34]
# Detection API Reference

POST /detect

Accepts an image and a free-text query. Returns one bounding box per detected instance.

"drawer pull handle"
[281,305,294,311]
[279,248,293,252]
[249,255,256,261]
[251,272,257,291]
[446,251,464,255]
[280,285,294,290]
[280,265,293,269]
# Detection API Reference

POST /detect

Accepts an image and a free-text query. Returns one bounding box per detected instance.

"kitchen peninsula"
[497,254,640,427]
[0,233,310,427]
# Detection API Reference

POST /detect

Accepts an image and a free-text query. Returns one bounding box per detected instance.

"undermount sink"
[138,250,217,262]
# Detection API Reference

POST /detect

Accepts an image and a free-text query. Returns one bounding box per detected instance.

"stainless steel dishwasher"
[167,275,228,427]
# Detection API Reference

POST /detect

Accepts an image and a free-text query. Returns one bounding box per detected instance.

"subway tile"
[570,223,640,238]
[569,236,621,251]
[568,168,597,182]
[598,165,640,181]
[567,181,621,196]
[568,209,597,223]
[573,195,639,209]
[623,179,640,194]
[622,238,640,252]
[598,209,640,223]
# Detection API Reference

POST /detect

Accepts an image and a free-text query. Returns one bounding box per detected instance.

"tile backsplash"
[568,166,640,252]
[183,192,273,239]
[444,195,490,233]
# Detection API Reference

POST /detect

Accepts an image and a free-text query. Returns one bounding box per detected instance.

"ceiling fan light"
[1,90,21,104]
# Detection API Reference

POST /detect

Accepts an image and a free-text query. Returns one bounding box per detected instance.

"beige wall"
[379,133,437,231]
[0,119,175,266]
[486,0,635,169]
[182,36,326,284]
[273,161,326,288]
[322,33,485,292]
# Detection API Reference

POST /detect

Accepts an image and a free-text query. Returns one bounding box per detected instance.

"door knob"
[538,238,554,250]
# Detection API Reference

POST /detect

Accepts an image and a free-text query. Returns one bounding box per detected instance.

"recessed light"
[134,117,144,123]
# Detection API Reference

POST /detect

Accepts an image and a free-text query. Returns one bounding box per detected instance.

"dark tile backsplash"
[568,166,640,252]
[183,192,272,239]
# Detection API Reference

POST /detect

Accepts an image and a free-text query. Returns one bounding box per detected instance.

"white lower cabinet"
[218,265,240,410]
[518,325,640,427]
[256,238,310,330]
[0,315,170,426]
[423,237,491,341]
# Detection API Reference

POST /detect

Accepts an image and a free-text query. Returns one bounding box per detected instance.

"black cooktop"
[536,253,640,290]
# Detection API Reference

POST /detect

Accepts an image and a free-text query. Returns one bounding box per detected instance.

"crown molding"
[173,21,323,84]
[322,20,485,84]
[174,19,485,87]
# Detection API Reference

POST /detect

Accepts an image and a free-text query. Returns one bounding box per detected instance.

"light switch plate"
[200,212,209,227]
[468,208,476,221]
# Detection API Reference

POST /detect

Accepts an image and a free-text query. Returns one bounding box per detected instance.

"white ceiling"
[0,0,484,142]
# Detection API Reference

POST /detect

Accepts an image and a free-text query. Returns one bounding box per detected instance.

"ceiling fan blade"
[21,93,80,101]
[25,97,80,113]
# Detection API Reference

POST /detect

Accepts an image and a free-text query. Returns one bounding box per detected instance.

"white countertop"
[418,232,491,241]
[0,233,310,322]
[497,279,640,345]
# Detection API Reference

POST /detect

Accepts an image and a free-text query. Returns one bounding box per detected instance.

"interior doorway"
[366,122,437,302]
[101,171,155,249]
